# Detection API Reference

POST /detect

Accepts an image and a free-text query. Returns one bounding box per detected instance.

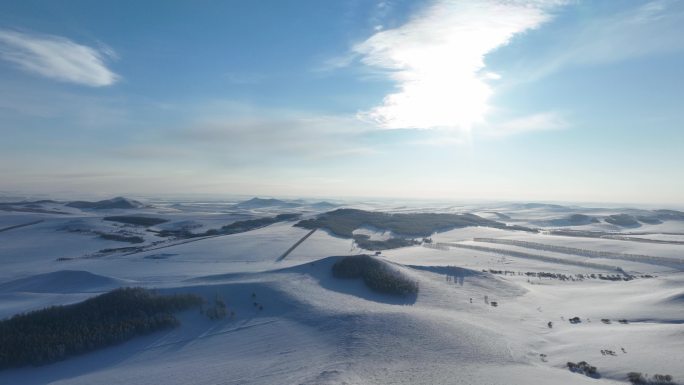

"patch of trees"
[296,209,535,239]
[605,214,641,227]
[567,214,600,224]
[636,216,663,225]
[567,361,598,377]
[0,287,202,369]
[332,255,418,296]
[202,294,228,320]
[628,372,676,385]
[97,232,144,244]
[546,214,599,226]
[103,216,168,226]
[352,234,419,250]
[157,213,300,239]
[60,222,146,244]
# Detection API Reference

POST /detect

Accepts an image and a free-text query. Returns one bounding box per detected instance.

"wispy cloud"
[571,0,684,63]
[96,101,378,168]
[482,111,568,137]
[0,80,130,130]
[352,0,565,131]
[0,29,119,87]
[512,0,684,83]
[173,114,376,162]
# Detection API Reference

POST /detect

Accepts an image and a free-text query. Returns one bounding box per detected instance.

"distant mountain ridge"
[232,197,338,210]
[66,197,144,210]
[512,203,572,210]
[231,198,300,209]
[0,270,124,294]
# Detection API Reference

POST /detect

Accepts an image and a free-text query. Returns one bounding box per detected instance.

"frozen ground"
[0,198,682,384]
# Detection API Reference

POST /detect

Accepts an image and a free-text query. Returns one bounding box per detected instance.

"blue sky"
[0,0,683,204]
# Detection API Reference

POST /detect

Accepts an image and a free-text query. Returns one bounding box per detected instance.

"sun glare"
[355,0,554,131]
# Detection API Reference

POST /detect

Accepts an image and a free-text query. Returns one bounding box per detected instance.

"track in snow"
[0,220,44,233]
[277,229,317,261]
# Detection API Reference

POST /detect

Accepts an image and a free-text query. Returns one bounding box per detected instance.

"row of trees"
[446,242,619,271]
[484,269,650,282]
[96,232,145,244]
[474,238,680,268]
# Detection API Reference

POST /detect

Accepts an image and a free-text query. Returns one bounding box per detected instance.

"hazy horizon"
[3,190,684,212]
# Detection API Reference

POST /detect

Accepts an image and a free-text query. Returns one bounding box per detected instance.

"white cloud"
[353,0,565,131]
[0,29,119,87]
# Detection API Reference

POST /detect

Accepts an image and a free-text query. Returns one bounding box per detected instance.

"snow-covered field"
[0,198,682,384]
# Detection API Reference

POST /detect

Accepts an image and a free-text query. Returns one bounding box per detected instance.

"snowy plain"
[0,198,682,384]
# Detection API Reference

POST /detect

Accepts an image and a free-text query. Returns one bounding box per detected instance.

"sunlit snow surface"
[0,199,682,384]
